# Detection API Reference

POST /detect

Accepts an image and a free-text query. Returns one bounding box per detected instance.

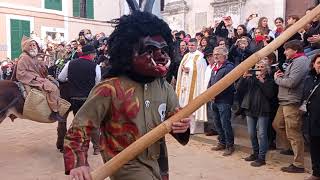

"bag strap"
[306,81,320,102]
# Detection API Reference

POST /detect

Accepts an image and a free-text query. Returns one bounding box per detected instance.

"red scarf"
[212,63,222,74]
[79,55,93,61]
[276,27,284,33]
[291,52,306,60]
[255,35,265,43]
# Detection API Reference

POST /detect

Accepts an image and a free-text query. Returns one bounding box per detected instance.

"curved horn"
[126,0,139,12]
[141,0,155,13]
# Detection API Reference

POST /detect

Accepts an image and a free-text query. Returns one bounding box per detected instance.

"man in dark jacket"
[58,44,101,155]
[302,54,320,180]
[208,46,235,156]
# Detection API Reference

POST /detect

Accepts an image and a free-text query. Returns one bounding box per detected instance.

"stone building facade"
[161,0,317,36]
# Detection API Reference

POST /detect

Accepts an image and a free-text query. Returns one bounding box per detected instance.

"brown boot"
[205,130,218,136]
[49,112,65,122]
[223,146,235,156]
[281,164,305,173]
[211,143,226,151]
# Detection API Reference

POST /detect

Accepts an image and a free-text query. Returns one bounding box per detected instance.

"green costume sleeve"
[63,83,112,174]
[166,82,190,145]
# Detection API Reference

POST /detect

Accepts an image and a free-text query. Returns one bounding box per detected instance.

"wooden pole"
[91,5,320,180]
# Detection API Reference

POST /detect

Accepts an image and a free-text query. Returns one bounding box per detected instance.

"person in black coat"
[234,24,252,42]
[215,16,237,47]
[263,52,279,150]
[228,36,253,66]
[302,54,320,180]
[58,44,102,155]
[237,60,277,167]
[166,40,188,85]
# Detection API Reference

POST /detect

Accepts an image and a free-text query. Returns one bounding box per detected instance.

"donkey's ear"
[126,0,140,12]
[141,0,155,13]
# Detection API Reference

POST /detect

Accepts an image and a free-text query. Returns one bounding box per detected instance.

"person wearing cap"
[58,44,101,155]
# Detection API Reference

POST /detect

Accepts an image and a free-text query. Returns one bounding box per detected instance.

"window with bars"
[45,0,62,11]
[73,0,94,19]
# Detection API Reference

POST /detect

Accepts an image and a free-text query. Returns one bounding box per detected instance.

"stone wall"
[162,0,288,36]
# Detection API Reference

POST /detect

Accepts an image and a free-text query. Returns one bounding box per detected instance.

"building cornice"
[210,0,246,7]
[162,0,189,16]
[210,0,246,18]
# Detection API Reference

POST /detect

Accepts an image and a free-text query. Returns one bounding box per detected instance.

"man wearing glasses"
[208,46,235,156]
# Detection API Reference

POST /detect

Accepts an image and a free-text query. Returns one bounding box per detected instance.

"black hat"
[203,47,213,57]
[82,44,96,55]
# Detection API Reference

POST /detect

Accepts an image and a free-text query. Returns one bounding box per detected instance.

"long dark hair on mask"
[106,11,173,78]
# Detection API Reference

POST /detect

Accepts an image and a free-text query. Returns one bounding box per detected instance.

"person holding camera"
[228,37,254,117]
[215,16,236,47]
[237,60,277,167]
[229,36,253,66]
[272,40,309,173]
[302,54,320,180]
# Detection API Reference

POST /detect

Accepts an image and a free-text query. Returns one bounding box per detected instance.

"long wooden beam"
[91,4,320,180]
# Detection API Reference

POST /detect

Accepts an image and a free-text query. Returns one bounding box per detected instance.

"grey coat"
[275,55,310,105]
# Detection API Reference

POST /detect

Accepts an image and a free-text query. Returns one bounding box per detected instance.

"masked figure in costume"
[63,1,191,180]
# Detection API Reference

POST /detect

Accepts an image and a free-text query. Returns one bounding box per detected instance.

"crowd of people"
[166,6,320,180]
[0,29,109,155]
[0,29,109,81]
[0,5,320,180]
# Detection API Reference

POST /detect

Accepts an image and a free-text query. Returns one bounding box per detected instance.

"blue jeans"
[246,116,269,160]
[212,103,234,147]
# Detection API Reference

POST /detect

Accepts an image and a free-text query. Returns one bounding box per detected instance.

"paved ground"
[0,116,310,180]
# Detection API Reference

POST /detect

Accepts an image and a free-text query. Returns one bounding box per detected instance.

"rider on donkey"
[15,36,65,122]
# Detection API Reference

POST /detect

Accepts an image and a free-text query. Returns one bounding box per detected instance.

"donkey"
[0,80,24,123]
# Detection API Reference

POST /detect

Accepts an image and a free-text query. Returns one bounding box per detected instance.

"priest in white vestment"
[176,38,208,134]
